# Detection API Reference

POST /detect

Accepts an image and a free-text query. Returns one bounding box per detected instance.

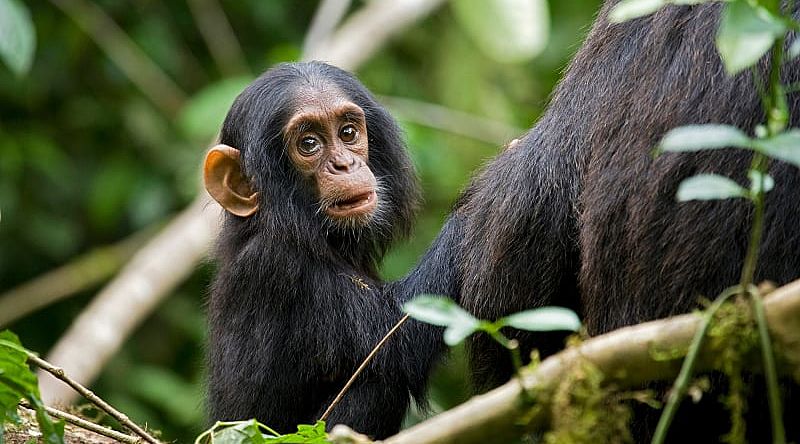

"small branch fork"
[18,400,141,444]
[26,351,161,444]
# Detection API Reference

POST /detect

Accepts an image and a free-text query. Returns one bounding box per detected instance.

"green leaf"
[755,129,800,168]
[0,0,36,76]
[790,39,800,59]
[499,307,581,332]
[658,124,752,153]
[211,420,268,444]
[177,76,254,141]
[748,170,775,195]
[0,331,64,444]
[609,0,665,22]
[451,0,550,63]
[0,331,37,414]
[443,320,481,346]
[676,174,749,201]
[716,0,787,75]
[404,296,480,346]
[403,295,477,327]
[609,0,710,23]
[200,420,328,444]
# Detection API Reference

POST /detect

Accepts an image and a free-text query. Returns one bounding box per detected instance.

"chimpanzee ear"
[203,145,260,217]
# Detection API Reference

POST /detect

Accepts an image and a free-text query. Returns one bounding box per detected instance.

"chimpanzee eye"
[298,136,321,156]
[339,124,359,143]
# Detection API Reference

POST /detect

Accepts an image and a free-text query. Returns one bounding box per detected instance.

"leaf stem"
[651,286,741,444]
[750,288,786,444]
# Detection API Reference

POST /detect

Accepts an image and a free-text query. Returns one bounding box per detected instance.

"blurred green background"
[0,0,601,441]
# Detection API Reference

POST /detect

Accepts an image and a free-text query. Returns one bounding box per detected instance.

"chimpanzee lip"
[326,190,377,218]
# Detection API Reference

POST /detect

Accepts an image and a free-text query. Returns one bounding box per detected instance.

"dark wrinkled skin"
[207,1,800,441]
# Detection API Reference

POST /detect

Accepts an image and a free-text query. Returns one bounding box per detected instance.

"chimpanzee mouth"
[325,190,377,219]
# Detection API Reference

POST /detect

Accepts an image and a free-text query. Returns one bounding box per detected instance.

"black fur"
[454,1,800,441]
[206,62,444,438]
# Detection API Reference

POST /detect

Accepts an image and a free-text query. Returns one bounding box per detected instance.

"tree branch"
[302,0,352,56]
[379,95,524,146]
[363,278,800,444]
[27,352,160,443]
[0,227,154,327]
[186,0,249,76]
[19,401,141,444]
[302,0,448,71]
[39,197,219,405]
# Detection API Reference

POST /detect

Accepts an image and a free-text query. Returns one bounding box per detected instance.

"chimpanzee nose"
[328,152,359,174]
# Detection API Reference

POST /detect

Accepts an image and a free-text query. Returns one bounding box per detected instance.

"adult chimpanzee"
[204,61,447,438]
[205,2,800,442]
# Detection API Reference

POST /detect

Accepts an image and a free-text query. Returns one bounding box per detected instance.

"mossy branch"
[329,278,800,444]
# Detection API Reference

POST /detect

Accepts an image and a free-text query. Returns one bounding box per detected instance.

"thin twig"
[750,287,786,444]
[650,285,741,444]
[379,96,524,146]
[186,0,249,76]
[48,0,186,115]
[19,400,141,443]
[319,314,410,421]
[26,352,161,444]
[302,0,352,55]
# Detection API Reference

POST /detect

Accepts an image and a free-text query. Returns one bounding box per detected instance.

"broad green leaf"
[451,0,549,63]
[609,0,710,23]
[790,39,800,59]
[177,76,254,141]
[716,0,787,75]
[443,319,481,346]
[0,330,64,444]
[748,170,775,195]
[403,295,477,327]
[0,0,35,76]
[676,174,749,201]
[658,124,752,153]
[755,129,800,168]
[200,419,327,444]
[609,0,665,22]
[211,420,268,444]
[0,331,37,418]
[499,307,581,332]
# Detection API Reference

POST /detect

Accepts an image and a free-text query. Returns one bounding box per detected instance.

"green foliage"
[451,0,550,63]
[658,123,800,202]
[0,330,64,444]
[756,130,800,167]
[716,0,786,75]
[708,299,759,444]
[543,362,633,444]
[195,420,328,444]
[657,125,752,153]
[0,0,35,76]
[499,307,582,332]
[609,0,709,23]
[178,76,255,142]
[676,174,749,201]
[404,295,581,346]
[403,296,481,345]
